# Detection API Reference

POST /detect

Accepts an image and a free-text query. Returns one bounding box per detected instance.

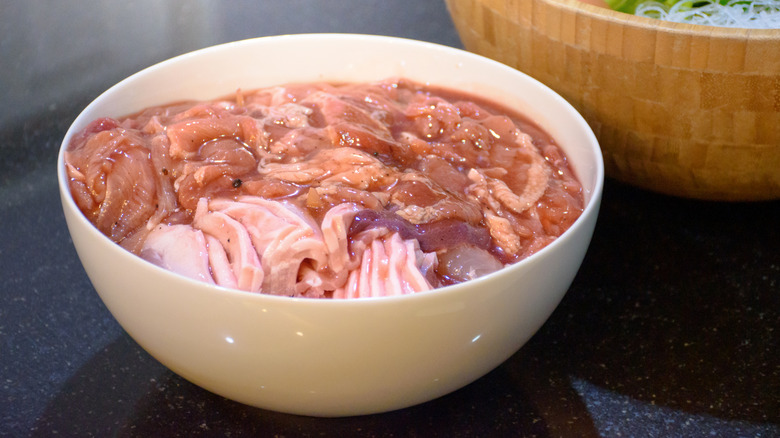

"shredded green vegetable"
[605,0,676,13]
[605,0,780,27]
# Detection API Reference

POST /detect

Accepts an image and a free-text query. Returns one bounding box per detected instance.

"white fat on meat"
[204,234,238,289]
[332,232,437,299]
[208,196,329,295]
[193,199,264,292]
[140,224,215,284]
[258,147,394,190]
[320,203,362,273]
[153,196,438,298]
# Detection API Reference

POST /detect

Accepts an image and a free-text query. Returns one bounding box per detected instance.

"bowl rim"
[548,0,780,37]
[57,33,604,307]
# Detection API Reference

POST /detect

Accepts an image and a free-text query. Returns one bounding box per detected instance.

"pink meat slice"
[204,234,238,290]
[167,113,259,159]
[193,198,264,292]
[95,147,158,242]
[139,224,214,284]
[209,196,330,296]
[174,137,257,210]
[309,91,397,156]
[332,232,436,299]
[145,132,178,230]
[294,202,364,297]
[258,147,394,190]
[190,196,439,297]
[320,203,362,273]
[65,125,159,243]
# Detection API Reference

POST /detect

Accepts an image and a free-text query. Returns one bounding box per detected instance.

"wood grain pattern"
[445,0,780,200]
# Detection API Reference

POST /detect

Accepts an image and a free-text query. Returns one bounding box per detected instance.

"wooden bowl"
[445,0,780,200]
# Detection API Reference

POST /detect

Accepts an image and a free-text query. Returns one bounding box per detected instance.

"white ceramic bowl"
[57,34,604,417]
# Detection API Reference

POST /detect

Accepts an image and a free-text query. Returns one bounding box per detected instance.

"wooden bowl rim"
[546,0,780,40]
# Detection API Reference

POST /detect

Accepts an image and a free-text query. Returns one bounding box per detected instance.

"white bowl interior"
[58,34,604,416]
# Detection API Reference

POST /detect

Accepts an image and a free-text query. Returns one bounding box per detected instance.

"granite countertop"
[1,1,778,436]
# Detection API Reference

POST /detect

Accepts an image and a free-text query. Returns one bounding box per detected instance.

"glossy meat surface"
[65,79,583,297]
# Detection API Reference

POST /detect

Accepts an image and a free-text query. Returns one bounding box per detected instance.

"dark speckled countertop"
[1,1,778,436]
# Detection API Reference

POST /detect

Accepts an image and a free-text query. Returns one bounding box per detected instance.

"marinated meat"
[65,78,584,298]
